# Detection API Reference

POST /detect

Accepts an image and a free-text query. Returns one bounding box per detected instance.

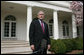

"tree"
[70,1,83,26]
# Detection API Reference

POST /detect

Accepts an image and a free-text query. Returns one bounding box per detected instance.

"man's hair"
[37,11,44,15]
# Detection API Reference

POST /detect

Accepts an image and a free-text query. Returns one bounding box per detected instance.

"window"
[77,26,80,36]
[4,15,16,37]
[62,20,69,37]
[5,15,16,21]
[11,22,16,37]
[49,19,53,36]
[4,22,9,37]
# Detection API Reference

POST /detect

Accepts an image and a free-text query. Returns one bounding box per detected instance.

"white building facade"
[1,1,83,41]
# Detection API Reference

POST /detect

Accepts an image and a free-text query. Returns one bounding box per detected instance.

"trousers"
[33,48,47,54]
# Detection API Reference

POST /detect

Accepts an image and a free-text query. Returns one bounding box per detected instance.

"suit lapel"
[43,22,46,32]
[37,20,43,33]
[37,19,46,33]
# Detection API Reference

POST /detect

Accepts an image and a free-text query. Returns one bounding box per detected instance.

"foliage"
[50,37,83,54]
[70,1,83,26]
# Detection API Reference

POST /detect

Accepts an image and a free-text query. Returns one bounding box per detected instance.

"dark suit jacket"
[29,18,51,50]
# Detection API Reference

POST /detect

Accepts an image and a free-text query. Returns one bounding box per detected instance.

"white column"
[53,10,59,40]
[72,14,77,38]
[26,6,32,41]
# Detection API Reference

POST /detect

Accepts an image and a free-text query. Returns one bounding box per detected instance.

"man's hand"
[30,45,35,50]
[47,45,51,50]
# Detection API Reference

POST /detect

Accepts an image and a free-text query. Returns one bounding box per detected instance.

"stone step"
[1,44,30,48]
[1,42,29,45]
[1,40,32,54]
[1,47,32,54]
[1,41,30,45]
[2,50,51,54]
[1,41,30,48]
[2,51,33,54]
[5,51,51,54]
[1,40,26,42]
[1,41,29,43]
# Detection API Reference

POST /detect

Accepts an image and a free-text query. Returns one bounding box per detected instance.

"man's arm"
[46,24,51,45]
[46,24,51,50]
[29,21,35,45]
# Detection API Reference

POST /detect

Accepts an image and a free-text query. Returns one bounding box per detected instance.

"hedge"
[50,39,66,54]
[50,38,56,52]
[74,37,83,50]
[61,39,75,52]
[50,37,83,54]
[54,39,66,54]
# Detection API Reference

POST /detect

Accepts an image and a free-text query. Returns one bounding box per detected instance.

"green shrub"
[62,39,74,52]
[50,38,56,52]
[50,37,83,54]
[54,39,66,54]
[75,37,83,43]
[50,39,66,54]
[70,37,83,50]
[70,38,77,50]
[75,37,83,50]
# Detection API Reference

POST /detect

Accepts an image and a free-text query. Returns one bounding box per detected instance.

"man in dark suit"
[29,11,51,54]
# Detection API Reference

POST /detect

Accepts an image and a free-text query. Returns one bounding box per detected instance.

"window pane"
[63,25,65,36]
[49,25,53,36]
[66,26,69,36]
[11,22,16,37]
[77,26,80,35]
[4,22,9,37]
[62,20,69,37]
[5,15,16,21]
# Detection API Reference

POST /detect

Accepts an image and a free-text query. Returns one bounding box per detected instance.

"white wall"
[58,11,72,39]
[16,12,27,41]
[1,12,4,40]
[1,11,27,41]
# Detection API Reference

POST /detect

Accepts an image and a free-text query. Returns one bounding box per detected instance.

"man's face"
[38,11,44,20]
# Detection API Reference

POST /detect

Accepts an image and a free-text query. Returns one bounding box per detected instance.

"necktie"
[41,20,45,33]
